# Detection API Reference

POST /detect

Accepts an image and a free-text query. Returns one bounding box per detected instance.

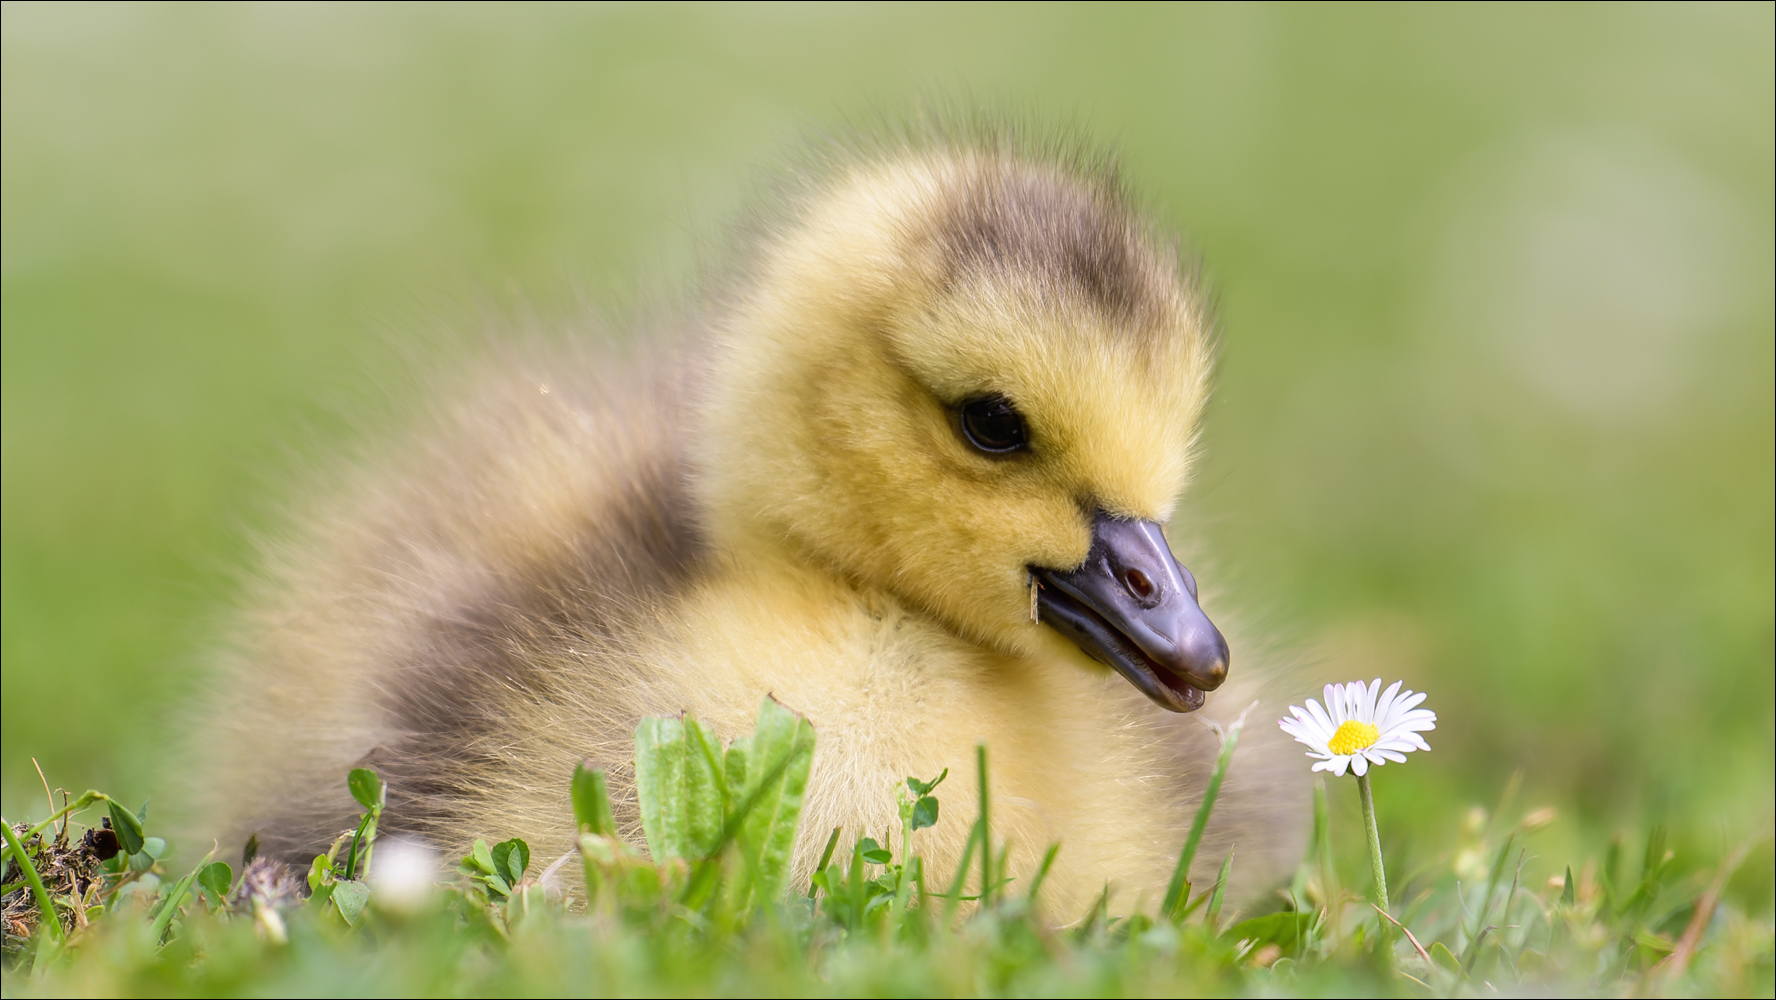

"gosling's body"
[200,132,1309,916]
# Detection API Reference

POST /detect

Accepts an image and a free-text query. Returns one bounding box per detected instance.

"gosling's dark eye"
[959,395,1028,454]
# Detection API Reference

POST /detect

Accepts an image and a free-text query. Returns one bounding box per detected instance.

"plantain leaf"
[636,714,728,861]
[572,762,616,836]
[682,717,728,858]
[730,697,816,902]
[635,715,688,861]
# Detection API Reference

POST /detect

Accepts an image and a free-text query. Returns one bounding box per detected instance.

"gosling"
[197,128,1310,916]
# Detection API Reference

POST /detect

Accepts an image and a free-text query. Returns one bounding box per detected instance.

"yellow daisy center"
[1327,720,1381,756]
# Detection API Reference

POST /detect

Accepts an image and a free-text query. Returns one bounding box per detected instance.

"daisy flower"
[1279,678,1435,777]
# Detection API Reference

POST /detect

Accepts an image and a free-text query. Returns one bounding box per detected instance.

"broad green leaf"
[307,854,332,892]
[724,737,749,813]
[860,838,890,865]
[572,762,616,836]
[347,768,383,810]
[731,697,816,902]
[197,862,233,901]
[911,796,940,831]
[469,839,496,875]
[682,717,728,858]
[635,715,688,860]
[1431,941,1463,975]
[331,879,371,925]
[142,837,166,859]
[635,714,727,861]
[1225,911,1307,950]
[492,838,530,885]
[107,800,145,855]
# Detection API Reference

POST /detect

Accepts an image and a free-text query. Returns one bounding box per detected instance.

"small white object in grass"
[370,836,437,914]
[1278,678,1436,777]
[537,852,575,901]
[254,902,288,945]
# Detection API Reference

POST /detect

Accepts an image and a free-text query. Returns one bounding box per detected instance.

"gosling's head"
[700,141,1228,711]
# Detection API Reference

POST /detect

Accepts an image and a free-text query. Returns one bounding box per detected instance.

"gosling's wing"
[193,330,708,864]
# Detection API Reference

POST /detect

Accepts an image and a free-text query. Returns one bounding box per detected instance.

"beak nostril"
[1125,568,1154,599]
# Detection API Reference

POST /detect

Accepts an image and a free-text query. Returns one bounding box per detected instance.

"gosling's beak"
[1031,512,1230,713]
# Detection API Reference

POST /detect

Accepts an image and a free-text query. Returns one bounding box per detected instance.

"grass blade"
[1162,709,1248,921]
[976,743,992,907]
[1027,844,1060,902]
[148,850,215,944]
[808,826,841,898]
[943,820,981,924]
[571,762,616,836]
[1206,848,1234,931]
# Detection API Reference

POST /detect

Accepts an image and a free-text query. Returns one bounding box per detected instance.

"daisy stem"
[1356,772,1389,913]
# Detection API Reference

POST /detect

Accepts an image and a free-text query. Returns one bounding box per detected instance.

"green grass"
[4,703,1770,996]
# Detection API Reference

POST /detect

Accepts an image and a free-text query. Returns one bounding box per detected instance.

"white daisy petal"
[1280,713,1331,752]
[1374,736,1424,754]
[1295,703,1335,738]
[1350,754,1369,776]
[1376,680,1404,726]
[1304,699,1337,734]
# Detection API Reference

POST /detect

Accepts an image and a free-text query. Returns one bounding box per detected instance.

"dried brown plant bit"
[84,820,121,862]
[2,819,106,948]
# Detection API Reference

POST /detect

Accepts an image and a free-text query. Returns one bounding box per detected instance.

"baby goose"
[199,129,1309,916]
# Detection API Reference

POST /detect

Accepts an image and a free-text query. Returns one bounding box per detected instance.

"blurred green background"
[3,3,1771,881]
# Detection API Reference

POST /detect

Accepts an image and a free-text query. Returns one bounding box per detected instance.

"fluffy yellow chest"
[646,559,1188,916]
